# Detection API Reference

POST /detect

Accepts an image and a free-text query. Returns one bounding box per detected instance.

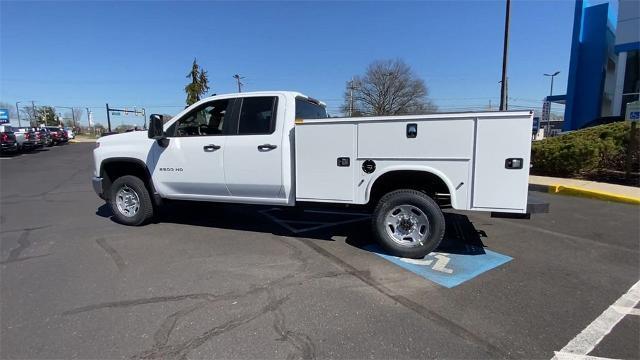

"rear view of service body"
[93,91,542,258]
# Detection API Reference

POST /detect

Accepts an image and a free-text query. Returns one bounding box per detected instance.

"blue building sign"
[0,109,9,124]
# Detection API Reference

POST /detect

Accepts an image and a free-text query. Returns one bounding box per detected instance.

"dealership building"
[551,0,639,131]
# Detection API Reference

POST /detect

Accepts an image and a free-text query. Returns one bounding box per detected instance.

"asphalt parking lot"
[1,143,638,359]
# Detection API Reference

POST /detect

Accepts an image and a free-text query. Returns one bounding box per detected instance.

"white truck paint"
[295,111,533,212]
[93,91,540,258]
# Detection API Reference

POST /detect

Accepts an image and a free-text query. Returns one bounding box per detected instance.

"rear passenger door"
[223,95,285,202]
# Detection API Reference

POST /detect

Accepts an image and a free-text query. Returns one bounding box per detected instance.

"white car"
[92,91,546,258]
[65,128,75,139]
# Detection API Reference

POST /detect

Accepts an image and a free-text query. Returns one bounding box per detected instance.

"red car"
[0,125,18,153]
[45,126,67,145]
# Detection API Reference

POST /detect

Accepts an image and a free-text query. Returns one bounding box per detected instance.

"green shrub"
[531,122,638,178]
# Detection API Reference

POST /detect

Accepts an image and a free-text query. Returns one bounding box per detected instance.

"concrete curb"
[528,183,640,205]
[69,138,97,143]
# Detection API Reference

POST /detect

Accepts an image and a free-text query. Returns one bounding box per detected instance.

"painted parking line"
[365,244,512,288]
[552,279,640,360]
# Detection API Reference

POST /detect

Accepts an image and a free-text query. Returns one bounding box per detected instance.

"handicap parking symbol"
[365,244,512,288]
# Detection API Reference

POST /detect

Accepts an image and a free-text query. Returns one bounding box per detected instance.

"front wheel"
[109,175,154,226]
[372,189,445,259]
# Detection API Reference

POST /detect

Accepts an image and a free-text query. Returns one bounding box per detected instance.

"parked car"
[35,128,51,147]
[45,126,66,145]
[60,128,69,143]
[0,125,18,153]
[13,127,37,151]
[64,128,75,139]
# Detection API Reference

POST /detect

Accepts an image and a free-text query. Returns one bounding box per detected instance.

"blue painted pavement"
[365,244,512,288]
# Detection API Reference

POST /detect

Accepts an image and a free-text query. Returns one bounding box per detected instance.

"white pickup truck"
[92,91,544,258]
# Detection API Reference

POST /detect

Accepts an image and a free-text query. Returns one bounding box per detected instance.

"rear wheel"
[109,175,154,226]
[372,189,445,258]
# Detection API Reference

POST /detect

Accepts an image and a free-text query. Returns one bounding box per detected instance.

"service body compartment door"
[472,116,532,211]
[295,123,356,202]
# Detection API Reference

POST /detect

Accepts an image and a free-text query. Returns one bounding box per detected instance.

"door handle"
[257,144,277,151]
[203,144,221,152]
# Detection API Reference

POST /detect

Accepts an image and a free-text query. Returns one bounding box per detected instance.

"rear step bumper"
[491,195,550,219]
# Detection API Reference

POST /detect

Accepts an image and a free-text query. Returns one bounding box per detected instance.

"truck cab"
[94,91,317,206]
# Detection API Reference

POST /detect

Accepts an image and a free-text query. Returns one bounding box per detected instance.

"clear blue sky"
[1,0,585,126]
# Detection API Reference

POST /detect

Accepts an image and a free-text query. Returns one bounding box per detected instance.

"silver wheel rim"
[115,185,140,218]
[384,205,430,247]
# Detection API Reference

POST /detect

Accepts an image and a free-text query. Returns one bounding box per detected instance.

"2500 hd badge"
[159,167,183,172]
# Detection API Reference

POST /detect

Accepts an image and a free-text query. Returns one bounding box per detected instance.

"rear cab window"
[295,98,327,120]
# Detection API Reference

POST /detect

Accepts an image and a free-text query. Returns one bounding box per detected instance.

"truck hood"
[97,131,149,145]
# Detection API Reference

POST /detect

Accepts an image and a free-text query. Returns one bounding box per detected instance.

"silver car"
[12,127,37,151]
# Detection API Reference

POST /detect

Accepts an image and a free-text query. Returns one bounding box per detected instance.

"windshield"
[295,98,327,119]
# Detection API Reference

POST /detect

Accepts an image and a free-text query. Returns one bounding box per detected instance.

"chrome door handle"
[203,144,221,152]
[257,144,277,151]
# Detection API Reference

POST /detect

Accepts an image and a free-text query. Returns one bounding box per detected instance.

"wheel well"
[369,170,451,206]
[100,159,153,199]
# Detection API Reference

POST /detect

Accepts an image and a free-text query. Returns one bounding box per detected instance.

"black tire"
[372,189,445,259]
[109,175,154,226]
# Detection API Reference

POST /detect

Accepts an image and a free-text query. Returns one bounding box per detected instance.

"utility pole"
[348,77,357,117]
[233,74,245,93]
[31,101,37,126]
[499,0,511,111]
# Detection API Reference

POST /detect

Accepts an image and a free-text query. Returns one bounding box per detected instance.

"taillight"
[0,133,7,143]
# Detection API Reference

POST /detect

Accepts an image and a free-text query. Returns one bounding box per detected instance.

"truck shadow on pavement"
[96,202,488,256]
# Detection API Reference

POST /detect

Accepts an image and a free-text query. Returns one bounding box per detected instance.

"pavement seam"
[95,237,127,271]
[292,235,510,359]
[490,217,639,254]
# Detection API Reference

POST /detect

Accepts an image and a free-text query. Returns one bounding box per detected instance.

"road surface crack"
[95,238,126,271]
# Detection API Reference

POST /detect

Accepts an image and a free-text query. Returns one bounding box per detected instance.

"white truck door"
[152,99,235,198]
[223,96,284,200]
[472,114,532,211]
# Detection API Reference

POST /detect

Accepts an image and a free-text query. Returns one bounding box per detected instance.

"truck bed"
[294,111,533,213]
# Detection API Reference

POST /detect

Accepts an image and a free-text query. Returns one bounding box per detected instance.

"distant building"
[550,0,639,131]
[612,0,640,118]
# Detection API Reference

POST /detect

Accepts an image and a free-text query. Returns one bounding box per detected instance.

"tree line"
[184,58,435,116]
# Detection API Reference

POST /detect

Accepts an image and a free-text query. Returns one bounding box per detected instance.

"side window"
[295,99,327,119]
[168,99,233,137]
[237,97,277,135]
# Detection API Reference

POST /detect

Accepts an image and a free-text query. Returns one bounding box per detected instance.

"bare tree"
[72,108,83,127]
[342,59,437,116]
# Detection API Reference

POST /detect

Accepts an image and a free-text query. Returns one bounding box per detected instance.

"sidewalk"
[69,137,97,143]
[529,175,640,205]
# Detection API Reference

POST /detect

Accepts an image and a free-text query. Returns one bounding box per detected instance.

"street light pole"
[233,74,244,93]
[499,0,511,111]
[16,101,22,127]
[544,71,560,134]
